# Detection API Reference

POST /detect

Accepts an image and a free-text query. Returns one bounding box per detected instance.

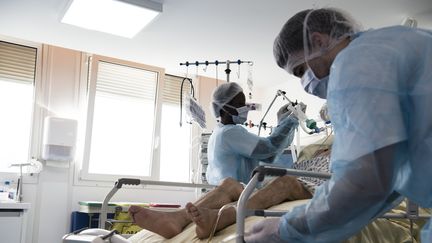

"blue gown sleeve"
[279,143,406,242]
[252,116,298,162]
[223,116,298,161]
[279,35,410,242]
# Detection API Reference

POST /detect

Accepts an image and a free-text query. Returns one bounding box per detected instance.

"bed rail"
[235,165,430,243]
[235,166,331,243]
[99,178,215,229]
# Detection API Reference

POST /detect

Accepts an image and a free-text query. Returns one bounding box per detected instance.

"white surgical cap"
[273,8,361,74]
[211,82,243,118]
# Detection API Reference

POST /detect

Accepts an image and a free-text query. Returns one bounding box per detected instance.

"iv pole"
[179,60,253,82]
[257,90,284,136]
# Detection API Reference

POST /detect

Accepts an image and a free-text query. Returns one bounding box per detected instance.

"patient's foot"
[128,206,190,239]
[186,202,236,239]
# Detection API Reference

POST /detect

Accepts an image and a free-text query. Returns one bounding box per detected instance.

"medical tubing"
[299,121,314,135]
[310,130,333,159]
[179,77,195,127]
[207,204,236,243]
[279,91,316,134]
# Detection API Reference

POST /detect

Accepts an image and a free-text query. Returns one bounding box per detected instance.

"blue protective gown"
[279,26,432,242]
[206,116,298,185]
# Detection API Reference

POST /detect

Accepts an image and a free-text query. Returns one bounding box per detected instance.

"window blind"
[162,74,191,105]
[0,41,37,84]
[96,61,158,100]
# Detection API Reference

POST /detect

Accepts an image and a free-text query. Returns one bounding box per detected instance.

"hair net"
[273,8,361,74]
[210,82,243,118]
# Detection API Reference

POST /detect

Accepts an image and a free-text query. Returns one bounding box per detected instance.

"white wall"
[4,41,331,243]
[9,45,201,243]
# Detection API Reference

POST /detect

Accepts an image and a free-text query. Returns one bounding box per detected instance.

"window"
[159,75,192,182]
[81,56,195,182]
[82,56,161,180]
[0,41,38,172]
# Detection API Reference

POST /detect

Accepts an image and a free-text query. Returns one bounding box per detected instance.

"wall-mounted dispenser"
[41,117,77,162]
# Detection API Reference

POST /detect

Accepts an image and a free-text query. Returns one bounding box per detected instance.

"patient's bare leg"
[129,177,243,238]
[186,202,236,239]
[187,175,312,239]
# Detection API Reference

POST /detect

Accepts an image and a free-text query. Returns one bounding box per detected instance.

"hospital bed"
[125,170,430,243]
[74,141,430,243]
[95,170,430,243]
[235,165,431,243]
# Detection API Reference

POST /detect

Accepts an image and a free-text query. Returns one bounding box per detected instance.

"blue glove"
[277,104,293,125]
[244,218,287,243]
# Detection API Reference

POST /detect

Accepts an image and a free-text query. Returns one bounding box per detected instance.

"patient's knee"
[273,175,297,187]
[219,177,243,197]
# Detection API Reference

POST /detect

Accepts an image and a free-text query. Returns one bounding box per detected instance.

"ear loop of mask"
[283,9,322,74]
[302,9,333,69]
[303,9,314,69]
[302,9,351,70]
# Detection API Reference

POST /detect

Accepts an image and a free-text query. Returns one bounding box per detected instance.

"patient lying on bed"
[128,148,331,239]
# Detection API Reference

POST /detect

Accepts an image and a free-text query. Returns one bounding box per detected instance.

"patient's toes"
[186,202,195,212]
[186,203,201,219]
[191,207,218,239]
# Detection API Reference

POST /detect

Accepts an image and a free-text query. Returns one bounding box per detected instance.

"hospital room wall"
[15,44,326,242]
[18,45,205,243]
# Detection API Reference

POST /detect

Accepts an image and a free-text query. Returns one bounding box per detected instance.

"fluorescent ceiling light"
[61,0,161,38]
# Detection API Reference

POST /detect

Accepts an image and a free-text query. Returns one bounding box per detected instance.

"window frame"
[158,74,194,182]
[79,55,165,182]
[0,36,43,182]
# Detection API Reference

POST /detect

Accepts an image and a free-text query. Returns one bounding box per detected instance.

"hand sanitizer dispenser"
[42,117,77,162]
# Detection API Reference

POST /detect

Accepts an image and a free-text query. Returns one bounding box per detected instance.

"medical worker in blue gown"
[245,8,432,243]
[206,82,299,185]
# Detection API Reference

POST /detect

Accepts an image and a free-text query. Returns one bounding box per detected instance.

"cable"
[310,127,333,159]
[207,204,236,243]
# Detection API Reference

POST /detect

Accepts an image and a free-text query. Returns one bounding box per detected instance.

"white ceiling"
[0,0,431,89]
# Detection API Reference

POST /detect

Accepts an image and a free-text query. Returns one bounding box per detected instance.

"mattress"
[129,199,426,243]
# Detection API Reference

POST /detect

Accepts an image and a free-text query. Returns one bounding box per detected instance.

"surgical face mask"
[232,105,250,124]
[225,105,250,124]
[301,69,329,99]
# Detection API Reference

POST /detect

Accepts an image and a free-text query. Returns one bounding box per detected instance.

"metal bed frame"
[235,165,430,243]
[95,170,430,242]
[99,178,215,229]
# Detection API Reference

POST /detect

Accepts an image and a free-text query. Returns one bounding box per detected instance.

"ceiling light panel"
[61,0,160,38]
